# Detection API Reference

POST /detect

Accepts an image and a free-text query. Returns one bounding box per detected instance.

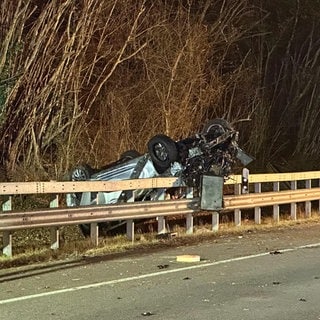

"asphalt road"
[1,224,320,320]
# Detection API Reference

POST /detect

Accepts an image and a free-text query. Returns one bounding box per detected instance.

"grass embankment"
[1,212,320,269]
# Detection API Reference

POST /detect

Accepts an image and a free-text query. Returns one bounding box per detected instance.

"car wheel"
[202,118,232,136]
[148,134,178,173]
[69,164,93,181]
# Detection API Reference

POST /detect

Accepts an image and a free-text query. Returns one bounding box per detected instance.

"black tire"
[147,134,178,173]
[69,164,93,181]
[120,150,141,161]
[202,118,232,136]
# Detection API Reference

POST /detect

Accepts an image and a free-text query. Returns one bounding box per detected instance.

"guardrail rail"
[1,171,320,257]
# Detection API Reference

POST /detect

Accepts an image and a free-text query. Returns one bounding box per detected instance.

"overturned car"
[66,118,252,234]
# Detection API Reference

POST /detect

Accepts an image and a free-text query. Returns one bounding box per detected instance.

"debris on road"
[157,264,169,269]
[176,254,201,262]
[269,250,282,255]
[155,232,177,240]
[141,311,154,316]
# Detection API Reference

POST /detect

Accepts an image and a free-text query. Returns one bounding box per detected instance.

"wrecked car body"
[66,118,252,235]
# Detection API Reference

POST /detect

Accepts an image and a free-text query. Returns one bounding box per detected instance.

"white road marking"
[0,242,319,305]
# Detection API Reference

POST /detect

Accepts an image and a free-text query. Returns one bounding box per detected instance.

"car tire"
[202,118,232,136]
[148,134,178,173]
[69,164,93,181]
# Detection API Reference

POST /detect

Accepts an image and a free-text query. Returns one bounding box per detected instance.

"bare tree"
[0,0,264,179]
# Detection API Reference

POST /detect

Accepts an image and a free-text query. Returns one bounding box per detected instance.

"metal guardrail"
[224,188,320,209]
[0,198,199,231]
[1,188,320,231]
[1,171,320,257]
[0,188,320,231]
[1,170,320,194]
[0,177,182,195]
[224,171,320,184]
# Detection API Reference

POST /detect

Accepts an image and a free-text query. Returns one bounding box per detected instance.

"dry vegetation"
[0,0,307,180]
[1,1,319,179]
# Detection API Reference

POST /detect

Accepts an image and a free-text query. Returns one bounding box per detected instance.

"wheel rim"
[71,168,88,181]
[154,142,168,161]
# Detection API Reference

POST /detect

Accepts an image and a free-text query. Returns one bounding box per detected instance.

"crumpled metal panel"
[200,174,224,210]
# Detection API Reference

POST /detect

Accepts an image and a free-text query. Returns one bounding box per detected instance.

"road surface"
[1,223,320,320]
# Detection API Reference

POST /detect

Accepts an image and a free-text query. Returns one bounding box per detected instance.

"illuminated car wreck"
[66,118,252,235]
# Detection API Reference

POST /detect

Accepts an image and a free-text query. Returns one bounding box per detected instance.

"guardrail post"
[186,213,193,234]
[2,196,12,257]
[254,183,261,224]
[90,223,99,246]
[305,180,312,218]
[290,181,297,220]
[126,220,135,243]
[157,216,166,234]
[242,168,249,194]
[234,184,241,226]
[212,211,219,231]
[157,189,166,234]
[186,187,193,234]
[126,191,135,242]
[50,195,60,250]
[3,232,13,258]
[273,182,280,222]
